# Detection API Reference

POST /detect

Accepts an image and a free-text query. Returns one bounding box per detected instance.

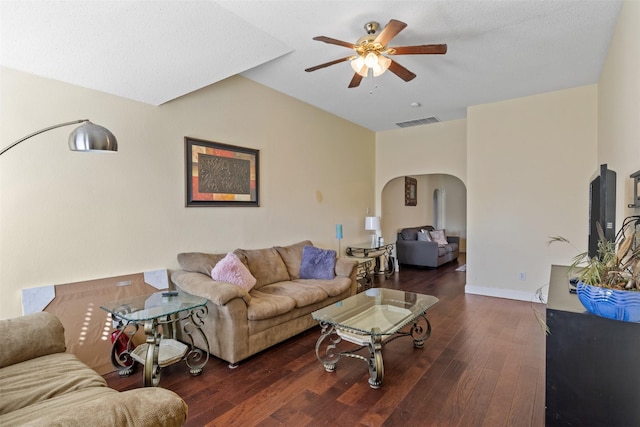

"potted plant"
[549,215,640,322]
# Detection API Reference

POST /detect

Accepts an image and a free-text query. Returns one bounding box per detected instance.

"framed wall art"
[185,137,260,207]
[405,176,417,206]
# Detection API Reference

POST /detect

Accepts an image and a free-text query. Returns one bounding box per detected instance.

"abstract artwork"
[185,137,259,207]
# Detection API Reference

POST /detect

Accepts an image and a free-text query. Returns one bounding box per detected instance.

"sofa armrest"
[335,257,358,278]
[0,312,66,368]
[20,388,188,427]
[336,257,358,295]
[171,270,251,306]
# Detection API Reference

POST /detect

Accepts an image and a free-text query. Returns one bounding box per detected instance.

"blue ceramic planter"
[577,282,640,322]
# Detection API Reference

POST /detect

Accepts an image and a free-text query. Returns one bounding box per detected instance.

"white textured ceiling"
[0,0,623,132]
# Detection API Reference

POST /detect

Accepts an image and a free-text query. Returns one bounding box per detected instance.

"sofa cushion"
[246,290,297,321]
[258,281,328,308]
[211,252,257,291]
[400,227,420,241]
[177,252,227,275]
[0,352,107,415]
[295,276,352,297]
[299,246,336,280]
[234,247,290,289]
[274,240,313,279]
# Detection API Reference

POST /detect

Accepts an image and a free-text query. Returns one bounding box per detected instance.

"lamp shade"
[1,119,118,156]
[69,121,118,152]
[365,216,380,231]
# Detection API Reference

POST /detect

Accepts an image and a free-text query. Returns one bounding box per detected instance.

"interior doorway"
[433,188,445,230]
[380,174,466,253]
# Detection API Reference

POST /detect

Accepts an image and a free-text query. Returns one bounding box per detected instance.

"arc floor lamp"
[0,119,118,156]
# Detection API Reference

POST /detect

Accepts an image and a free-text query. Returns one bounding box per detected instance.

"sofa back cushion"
[400,225,434,241]
[234,247,290,289]
[177,252,227,276]
[400,227,420,241]
[274,240,313,279]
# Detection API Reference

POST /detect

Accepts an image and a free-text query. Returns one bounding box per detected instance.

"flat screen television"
[588,164,616,258]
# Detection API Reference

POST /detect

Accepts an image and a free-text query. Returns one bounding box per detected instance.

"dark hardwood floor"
[104,254,547,426]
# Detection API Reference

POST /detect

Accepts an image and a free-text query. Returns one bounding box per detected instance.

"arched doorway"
[380,174,466,253]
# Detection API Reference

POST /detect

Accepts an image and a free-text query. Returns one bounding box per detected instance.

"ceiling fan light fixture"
[364,52,378,68]
[373,55,392,77]
[350,56,368,77]
[307,19,447,89]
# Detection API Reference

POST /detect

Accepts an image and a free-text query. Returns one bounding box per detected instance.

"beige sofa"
[0,311,188,427]
[171,240,358,367]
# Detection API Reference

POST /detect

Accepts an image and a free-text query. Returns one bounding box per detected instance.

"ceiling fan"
[305,19,447,88]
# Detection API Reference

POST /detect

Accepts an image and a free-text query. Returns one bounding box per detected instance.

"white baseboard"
[465,285,543,304]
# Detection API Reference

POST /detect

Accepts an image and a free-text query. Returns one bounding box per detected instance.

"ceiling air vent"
[395,117,440,128]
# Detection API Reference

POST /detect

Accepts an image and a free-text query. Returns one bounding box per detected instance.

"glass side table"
[340,256,374,292]
[346,241,396,278]
[101,291,210,387]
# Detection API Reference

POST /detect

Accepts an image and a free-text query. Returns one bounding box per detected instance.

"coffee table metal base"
[315,314,432,388]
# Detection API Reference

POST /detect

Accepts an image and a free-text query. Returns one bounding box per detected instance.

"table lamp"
[365,216,381,246]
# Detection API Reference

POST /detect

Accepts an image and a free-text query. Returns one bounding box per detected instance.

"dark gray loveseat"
[396,225,460,268]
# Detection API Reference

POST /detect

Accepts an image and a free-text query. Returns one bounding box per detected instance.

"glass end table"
[346,242,396,278]
[311,288,438,388]
[101,291,210,387]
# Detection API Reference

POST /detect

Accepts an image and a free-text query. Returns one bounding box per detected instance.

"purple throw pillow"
[299,246,336,280]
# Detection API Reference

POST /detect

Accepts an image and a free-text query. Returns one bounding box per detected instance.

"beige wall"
[466,85,598,300]
[0,68,375,319]
[598,0,640,225]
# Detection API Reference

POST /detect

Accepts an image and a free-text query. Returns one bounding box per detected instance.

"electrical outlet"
[519,272,526,281]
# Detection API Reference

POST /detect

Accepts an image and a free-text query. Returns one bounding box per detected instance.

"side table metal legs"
[108,306,210,387]
[143,319,161,387]
[179,306,210,376]
[110,321,138,377]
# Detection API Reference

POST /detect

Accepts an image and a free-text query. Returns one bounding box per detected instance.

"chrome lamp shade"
[1,119,117,156]
[69,121,118,152]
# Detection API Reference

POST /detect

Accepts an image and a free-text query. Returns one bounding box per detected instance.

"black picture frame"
[185,137,260,207]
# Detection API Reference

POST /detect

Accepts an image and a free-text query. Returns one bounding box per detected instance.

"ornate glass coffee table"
[311,288,438,388]
[101,291,210,387]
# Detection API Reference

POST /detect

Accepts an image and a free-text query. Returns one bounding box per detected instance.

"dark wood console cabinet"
[546,265,640,426]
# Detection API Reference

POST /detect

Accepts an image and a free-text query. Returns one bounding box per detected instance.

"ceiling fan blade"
[312,36,356,49]
[348,73,364,88]
[374,19,407,47]
[305,56,353,72]
[389,44,448,55]
[388,60,416,82]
